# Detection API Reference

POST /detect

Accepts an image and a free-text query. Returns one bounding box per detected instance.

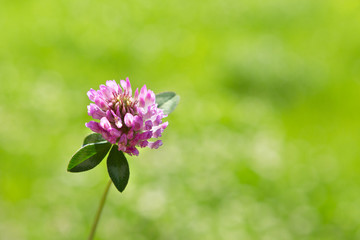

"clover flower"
[68,78,179,239]
[85,78,168,156]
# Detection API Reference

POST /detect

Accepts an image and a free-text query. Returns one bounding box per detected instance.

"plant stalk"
[88,179,112,240]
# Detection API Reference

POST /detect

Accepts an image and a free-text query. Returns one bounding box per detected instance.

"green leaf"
[70,145,111,172]
[156,92,180,115]
[69,133,110,172]
[67,141,111,172]
[82,133,106,146]
[107,146,130,193]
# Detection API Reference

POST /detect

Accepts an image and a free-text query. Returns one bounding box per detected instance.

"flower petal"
[85,121,102,133]
[87,89,97,102]
[95,97,108,110]
[124,113,134,127]
[148,140,162,149]
[144,120,153,130]
[133,115,143,131]
[88,103,106,119]
[100,117,111,130]
[106,80,120,95]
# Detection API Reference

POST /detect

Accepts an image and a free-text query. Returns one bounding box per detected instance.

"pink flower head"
[85,78,168,156]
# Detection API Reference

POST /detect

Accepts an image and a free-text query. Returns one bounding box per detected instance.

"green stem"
[88,179,112,240]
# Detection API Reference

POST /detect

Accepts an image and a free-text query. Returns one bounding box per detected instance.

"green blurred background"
[1,0,360,239]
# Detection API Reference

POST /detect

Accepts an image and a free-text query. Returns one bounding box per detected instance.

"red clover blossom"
[68,78,179,238]
[85,78,168,156]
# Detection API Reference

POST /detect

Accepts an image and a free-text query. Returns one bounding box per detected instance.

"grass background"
[1,0,360,239]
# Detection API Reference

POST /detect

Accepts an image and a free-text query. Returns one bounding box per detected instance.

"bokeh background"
[1,0,360,239]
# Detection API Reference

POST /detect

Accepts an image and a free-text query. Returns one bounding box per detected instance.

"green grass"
[1,0,360,239]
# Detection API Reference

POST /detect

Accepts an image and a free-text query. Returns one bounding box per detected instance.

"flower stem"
[88,179,112,240]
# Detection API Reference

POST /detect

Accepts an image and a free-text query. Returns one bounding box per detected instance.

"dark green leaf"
[156,92,180,115]
[107,146,130,193]
[82,133,106,146]
[67,141,111,172]
[70,143,111,172]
